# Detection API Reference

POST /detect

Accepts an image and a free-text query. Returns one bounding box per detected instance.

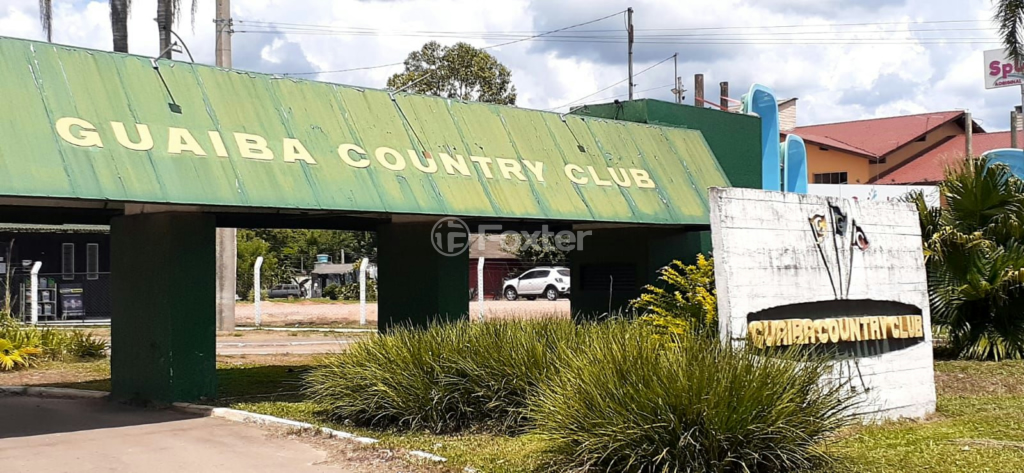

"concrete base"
[377,222,469,331]
[111,212,217,403]
[570,227,710,319]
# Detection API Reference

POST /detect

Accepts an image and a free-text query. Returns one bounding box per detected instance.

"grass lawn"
[3,356,1023,472]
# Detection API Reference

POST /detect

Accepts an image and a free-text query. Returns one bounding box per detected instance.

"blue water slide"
[782,134,808,194]
[742,84,781,191]
[981,148,1024,179]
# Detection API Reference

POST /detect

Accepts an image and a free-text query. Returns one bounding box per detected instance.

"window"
[529,270,550,280]
[812,172,848,184]
[557,269,571,277]
[62,243,74,280]
[86,243,99,280]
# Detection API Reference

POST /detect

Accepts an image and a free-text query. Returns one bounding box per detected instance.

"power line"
[276,10,625,76]
[547,55,675,112]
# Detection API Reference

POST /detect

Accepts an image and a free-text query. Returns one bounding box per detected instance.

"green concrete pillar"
[377,222,469,331]
[570,227,710,320]
[111,212,217,403]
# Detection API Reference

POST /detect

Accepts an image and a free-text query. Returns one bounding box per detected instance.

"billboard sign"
[985,49,1024,89]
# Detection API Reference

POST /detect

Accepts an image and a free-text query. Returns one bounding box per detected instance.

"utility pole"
[627,7,634,101]
[1013,110,1019,149]
[214,0,237,332]
[965,111,973,157]
[673,53,679,104]
[720,82,729,110]
[215,0,233,68]
[695,74,704,107]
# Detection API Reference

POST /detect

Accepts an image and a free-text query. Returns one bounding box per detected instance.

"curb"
[172,402,447,464]
[234,327,376,334]
[0,386,110,399]
[1,386,448,465]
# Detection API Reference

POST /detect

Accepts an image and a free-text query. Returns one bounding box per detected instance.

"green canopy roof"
[0,37,729,225]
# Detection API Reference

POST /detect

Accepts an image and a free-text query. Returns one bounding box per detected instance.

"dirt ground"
[235,299,570,327]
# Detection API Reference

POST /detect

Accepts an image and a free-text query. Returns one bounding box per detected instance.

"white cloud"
[0,0,1017,129]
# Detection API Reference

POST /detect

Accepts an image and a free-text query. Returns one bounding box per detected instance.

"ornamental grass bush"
[0,314,108,367]
[305,318,581,434]
[529,325,858,473]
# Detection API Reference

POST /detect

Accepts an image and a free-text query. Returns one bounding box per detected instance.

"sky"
[1,0,1021,130]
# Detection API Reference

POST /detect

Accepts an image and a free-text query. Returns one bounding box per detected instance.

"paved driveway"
[0,396,425,472]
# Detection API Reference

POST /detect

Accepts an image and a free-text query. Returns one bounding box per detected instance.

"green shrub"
[322,284,340,300]
[0,314,107,362]
[911,158,1024,360]
[0,338,41,370]
[631,254,718,338]
[305,318,580,434]
[530,326,857,473]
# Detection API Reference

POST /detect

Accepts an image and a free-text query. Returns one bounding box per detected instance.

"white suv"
[503,267,570,301]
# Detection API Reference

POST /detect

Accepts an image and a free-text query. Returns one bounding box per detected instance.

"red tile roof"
[792,111,968,158]
[876,132,1013,184]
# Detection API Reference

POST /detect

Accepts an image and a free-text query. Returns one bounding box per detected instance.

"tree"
[996,0,1024,67]
[37,0,132,53]
[501,234,569,265]
[111,0,131,53]
[37,1,52,42]
[386,41,517,105]
[911,158,1024,360]
[157,0,197,59]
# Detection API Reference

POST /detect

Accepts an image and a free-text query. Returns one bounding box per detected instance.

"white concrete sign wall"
[710,187,936,420]
[807,184,939,208]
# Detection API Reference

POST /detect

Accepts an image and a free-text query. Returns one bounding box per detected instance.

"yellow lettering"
[56,117,103,148]
[208,131,229,157]
[374,147,405,171]
[168,127,207,156]
[111,122,153,151]
[791,319,804,344]
[815,320,829,343]
[496,158,527,181]
[234,133,273,161]
[439,153,471,176]
[338,143,370,168]
[565,164,589,184]
[409,150,438,173]
[522,160,545,182]
[869,317,882,340]
[608,167,632,187]
[468,155,494,178]
[281,138,316,164]
[913,316,924,338]
[827,319,840,343]
[775,321,789,346]
[630,168,656,188]
[587,166,613,187]
[839,318,852,341]
[748,321,765,348]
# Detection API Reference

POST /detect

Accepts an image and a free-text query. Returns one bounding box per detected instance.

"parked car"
[268,283,302,299]
[503,267,570,301]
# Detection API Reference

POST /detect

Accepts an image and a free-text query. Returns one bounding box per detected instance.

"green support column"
[570,227,710,320]
[377,222,469,331]
[111,212,217,403]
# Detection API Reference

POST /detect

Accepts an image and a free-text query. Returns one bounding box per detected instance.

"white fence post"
[359,257,368,326]
[254,256,264,327]
[29,261,41,325]
[477,257,485,322]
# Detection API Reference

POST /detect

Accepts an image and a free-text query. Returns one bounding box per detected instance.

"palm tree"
[37,0,51,43]
[111,0,131,53]
[996,0,1024,66]
[37,1,131,53]
[157,0,198,59]
[913,158,1024,360]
